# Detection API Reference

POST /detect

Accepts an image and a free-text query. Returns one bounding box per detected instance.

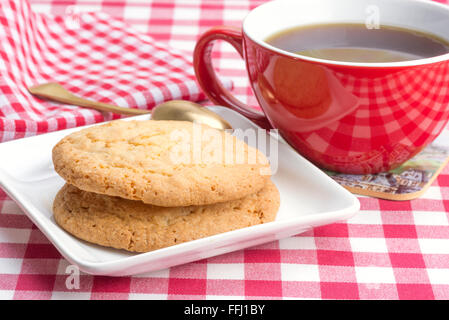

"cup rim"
[242,0,449,68]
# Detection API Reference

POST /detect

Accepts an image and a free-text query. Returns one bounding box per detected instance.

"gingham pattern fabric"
[0,0,234,142]
[1,0,449,300]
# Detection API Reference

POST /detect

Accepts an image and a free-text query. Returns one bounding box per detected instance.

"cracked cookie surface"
[53,181,280,252]
[52,120,271,207]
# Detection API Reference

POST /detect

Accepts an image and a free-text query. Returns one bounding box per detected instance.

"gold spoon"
[27,82,232,130]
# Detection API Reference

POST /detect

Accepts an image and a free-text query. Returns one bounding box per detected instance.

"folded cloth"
[0,0,231,142]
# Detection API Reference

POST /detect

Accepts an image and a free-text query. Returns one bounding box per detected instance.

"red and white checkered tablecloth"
[1,0,449,300]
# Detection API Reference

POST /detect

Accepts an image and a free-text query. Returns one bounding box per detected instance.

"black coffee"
[265,23,449,63]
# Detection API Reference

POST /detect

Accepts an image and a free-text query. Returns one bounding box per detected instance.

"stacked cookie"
[52,120,279,252]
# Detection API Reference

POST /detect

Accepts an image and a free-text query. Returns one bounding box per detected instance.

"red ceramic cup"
[193,0,449,174]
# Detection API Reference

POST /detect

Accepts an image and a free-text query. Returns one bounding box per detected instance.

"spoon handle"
[30,88,149,115]
[61,95,150,115]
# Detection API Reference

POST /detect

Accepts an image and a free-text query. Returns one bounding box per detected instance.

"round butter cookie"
[53,181,280,252]
[52,120,271,207]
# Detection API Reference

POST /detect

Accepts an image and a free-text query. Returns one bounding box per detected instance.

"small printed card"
[326,129,449,200]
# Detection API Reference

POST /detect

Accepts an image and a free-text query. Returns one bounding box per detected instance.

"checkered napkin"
[0,0,230,142]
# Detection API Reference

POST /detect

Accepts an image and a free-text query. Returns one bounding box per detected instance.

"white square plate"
[0,107,359,276]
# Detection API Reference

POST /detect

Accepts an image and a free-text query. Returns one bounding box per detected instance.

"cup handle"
[193,26,272,129]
